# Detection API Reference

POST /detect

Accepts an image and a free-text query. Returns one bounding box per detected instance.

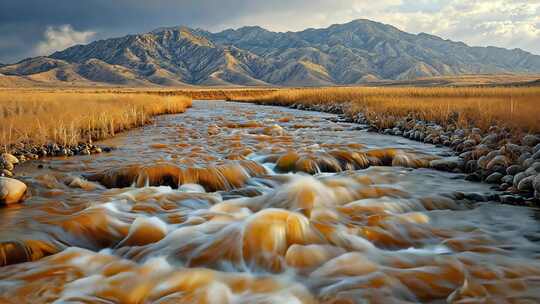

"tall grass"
[0,91,192,149]
[232,87,540,133]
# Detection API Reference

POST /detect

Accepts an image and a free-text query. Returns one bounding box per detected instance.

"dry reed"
[232,87,540,133]
[0,91,192,149]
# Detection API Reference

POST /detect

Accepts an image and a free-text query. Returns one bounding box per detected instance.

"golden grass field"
[0,90,192,149]
[229,87,540,133]
[1,86,539,152]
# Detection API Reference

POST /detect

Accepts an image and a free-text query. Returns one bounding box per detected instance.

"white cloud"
[34,25,95,56]
[214,0,540,55]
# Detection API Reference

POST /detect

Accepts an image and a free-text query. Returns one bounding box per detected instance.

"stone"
[1,160,14,171]
[513,172,528,187]
[1,153,19,165]
[532,150,540,160]
[534,143,540,154]
[501,175,514,184]
[523,158,535,168]
[518,152,532,164]
[477,156,489,169]
[485,172,503,183]
[506,165,523,176]
[430,157,462,171]
[481,133,499,145]
[486,155,509,170]
[517,175,535,192]
[522,134,540,147]
[1,170,13,177]
[0,177,27,205]
[526,162,540,173]
[81,148,91,155]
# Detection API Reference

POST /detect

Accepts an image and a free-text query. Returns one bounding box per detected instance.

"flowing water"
[1,101,539,303]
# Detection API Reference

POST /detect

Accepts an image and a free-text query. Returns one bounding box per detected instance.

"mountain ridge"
[2,19,540,86]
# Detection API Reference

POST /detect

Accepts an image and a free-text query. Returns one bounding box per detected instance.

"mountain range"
[1,19,540,87]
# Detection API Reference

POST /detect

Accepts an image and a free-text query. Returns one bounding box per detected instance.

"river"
[1,101,539,303]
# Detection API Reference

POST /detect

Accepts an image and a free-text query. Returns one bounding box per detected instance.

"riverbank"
[230,87,540,204]
[0,90,192,177]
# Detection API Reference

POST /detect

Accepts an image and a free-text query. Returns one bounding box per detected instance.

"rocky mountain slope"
[2,19,540,86]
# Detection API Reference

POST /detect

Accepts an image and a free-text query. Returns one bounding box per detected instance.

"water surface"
[1,101,539,303]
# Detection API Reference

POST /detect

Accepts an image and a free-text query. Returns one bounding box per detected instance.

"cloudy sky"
[1,0,539,63]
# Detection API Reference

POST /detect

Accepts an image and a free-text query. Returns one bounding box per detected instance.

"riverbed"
[1,101,539,303]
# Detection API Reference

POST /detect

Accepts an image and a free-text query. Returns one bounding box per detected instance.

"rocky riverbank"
[252,101,540,206]
[1,143,112,177]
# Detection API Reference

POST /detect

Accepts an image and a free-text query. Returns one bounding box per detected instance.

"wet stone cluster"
[0,143,112,177]
[288,102,540,205]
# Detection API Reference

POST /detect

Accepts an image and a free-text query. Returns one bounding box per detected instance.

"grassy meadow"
[0,90,192,149]
[229,87,540,133]
[1,86,539,154]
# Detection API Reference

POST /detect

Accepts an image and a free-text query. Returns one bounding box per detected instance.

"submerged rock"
[0,177,27,205]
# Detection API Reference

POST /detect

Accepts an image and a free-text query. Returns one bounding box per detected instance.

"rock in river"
[1,153,19,165]
[0,177,27,205]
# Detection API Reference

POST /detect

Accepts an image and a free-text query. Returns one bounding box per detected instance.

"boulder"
[0,177,27,205]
